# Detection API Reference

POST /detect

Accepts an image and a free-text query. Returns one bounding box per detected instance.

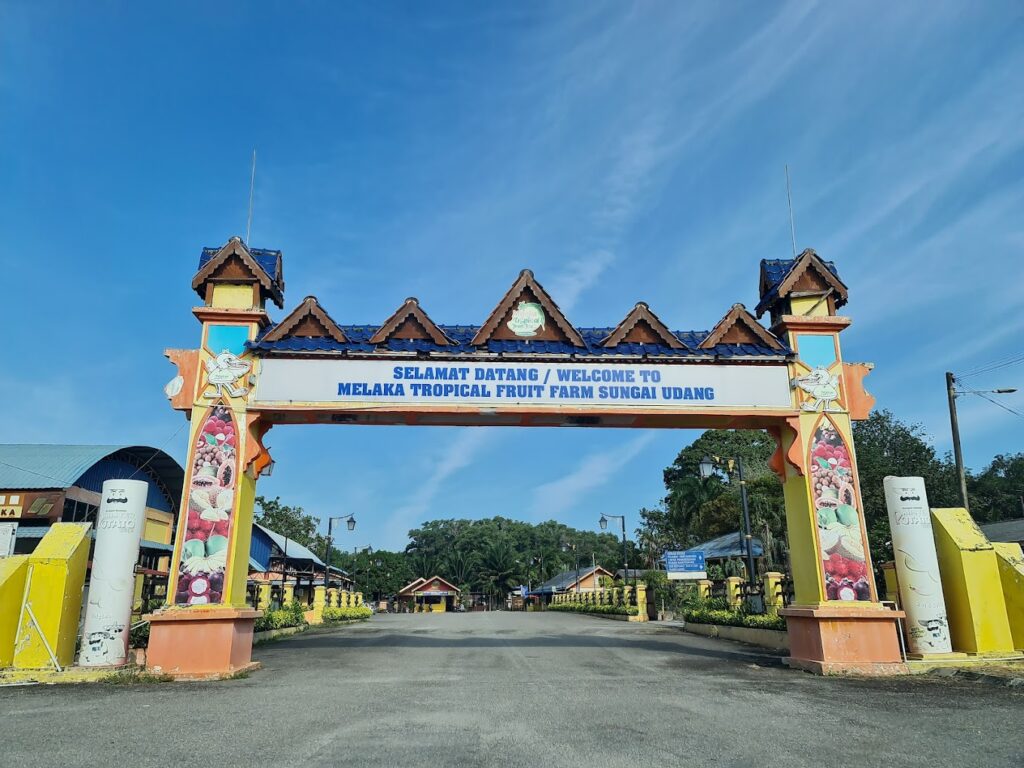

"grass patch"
[101,668,175,685]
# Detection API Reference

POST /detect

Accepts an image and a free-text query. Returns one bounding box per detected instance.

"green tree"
[254,496,326,554]
[969,453,1024,522]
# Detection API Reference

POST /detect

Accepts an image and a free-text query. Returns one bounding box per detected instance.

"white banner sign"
[80,479,148,667]
[254,359,792,409]
[0,522,16,557]
[883,476,953,656]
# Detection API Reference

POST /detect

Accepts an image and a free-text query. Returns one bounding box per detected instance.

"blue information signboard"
[663,550,706,576]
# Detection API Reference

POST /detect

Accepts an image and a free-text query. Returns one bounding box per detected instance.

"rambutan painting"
[810,420,872,601]
[175,404,238,605]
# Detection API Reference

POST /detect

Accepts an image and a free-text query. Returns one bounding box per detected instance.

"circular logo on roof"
[506,302,545,337]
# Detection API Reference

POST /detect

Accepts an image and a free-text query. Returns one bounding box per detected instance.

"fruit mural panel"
[810,420,872,601]
[175,405,238,605]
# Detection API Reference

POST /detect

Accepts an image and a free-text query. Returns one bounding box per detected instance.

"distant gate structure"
[147,237,904,677]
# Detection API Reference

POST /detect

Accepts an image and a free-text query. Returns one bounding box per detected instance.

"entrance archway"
[146,238,903,676]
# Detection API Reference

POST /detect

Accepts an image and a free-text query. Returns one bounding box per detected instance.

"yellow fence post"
[724,577,743,610]
[311,586,326,625]
[762,572,784,611]
[633,583,648,622]
[696,580,711,601]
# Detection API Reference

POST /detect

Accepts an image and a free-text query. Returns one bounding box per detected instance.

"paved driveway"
[2,612,1021,767]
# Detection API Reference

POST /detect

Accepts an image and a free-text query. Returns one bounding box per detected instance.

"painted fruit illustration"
[811,422,870,601]
[176,405,237,605]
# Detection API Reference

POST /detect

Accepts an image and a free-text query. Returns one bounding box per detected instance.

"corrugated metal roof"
[13,524,172,551]
[535,565,605,594]
[253,522,325,567]
[248,324,789,359]
[685,531,764,559]
[0,445,184,514]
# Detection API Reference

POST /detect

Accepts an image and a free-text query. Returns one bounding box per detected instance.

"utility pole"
[946,372,970,510]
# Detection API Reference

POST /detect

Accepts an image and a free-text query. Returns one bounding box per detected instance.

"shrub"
[548,603,637,616]
[682,607,786,631]
[322,606,372,622]
[255,601,310,632]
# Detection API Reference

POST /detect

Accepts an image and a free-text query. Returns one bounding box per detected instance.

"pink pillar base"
[144,607,262,679]
[780,605,908,675]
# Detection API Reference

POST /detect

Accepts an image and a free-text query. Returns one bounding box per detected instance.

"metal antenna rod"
[785,164,797,258]
[245,149,257,244]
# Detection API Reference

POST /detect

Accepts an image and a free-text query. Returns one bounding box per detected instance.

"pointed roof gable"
[756,248,847,317]
[398,577,428,595]
[262,296,348,343]
[699,304,786,351]
[369,298,453,346]
[193,237,285,308]
[471,269,585,347]
[600,302,686,349]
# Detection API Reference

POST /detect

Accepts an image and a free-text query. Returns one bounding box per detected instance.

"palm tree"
[479,540,518,604]
[445,549,478,587]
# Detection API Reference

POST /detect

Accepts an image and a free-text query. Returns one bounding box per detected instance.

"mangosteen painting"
[810,420,872,602]
[175,404,237,605]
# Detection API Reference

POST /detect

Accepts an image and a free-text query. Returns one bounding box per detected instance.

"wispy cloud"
[529,433,656,520]
[379,429,499,548]
[547,248,615,312]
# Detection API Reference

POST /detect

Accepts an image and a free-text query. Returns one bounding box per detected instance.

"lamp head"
[599,515,608,531]
[347,517,356,531]
[698,456,715,479]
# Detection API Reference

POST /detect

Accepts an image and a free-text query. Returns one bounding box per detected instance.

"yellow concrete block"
[0,556,29,668]
[14,523,91,669]
[993,542,1024,651]
[931,508,1014,654]
[724,577,743,609]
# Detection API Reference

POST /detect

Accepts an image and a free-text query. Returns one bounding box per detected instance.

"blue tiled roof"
[756,257,842,316]
[199,246,282,286]
[248,324,789,359]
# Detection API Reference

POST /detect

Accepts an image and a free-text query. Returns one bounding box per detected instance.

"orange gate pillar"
[145,238,277,678]
[763,250,905,674]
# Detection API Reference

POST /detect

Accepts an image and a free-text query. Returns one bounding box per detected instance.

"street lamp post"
[561,541,580,594]
[945,372,1017,511]
[323,514,357,591]
[700,455,756,591]
[599,514,629,586]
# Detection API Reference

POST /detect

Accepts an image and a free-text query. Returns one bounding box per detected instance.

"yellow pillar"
[310,586,326,625]
[283,584,295,606]
[931,507,1015,655]
[257,583,272,610]
[14,523,91,669]
[0,556,29,668]
[724,577,743,609]
[632,583,648,622]
[993,543,1024,651]
[880,562,900,605]
[355,592,363,608]
[762,571,784,610]
[696,580,711,601]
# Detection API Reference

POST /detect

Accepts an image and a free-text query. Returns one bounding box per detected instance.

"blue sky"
[3,3,1022,551]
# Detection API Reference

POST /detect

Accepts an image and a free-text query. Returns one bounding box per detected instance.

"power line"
[958,352,1024,380]
[973,391,1024,422]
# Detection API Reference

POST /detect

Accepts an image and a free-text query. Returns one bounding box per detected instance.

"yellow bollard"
[0,556,29,668]
[762,572,784,610]
[283,584,295,606]
[14,523,91,670]
[931,508,1015,655]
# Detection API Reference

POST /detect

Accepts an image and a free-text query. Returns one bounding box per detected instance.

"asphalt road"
[2,612,1021,768]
